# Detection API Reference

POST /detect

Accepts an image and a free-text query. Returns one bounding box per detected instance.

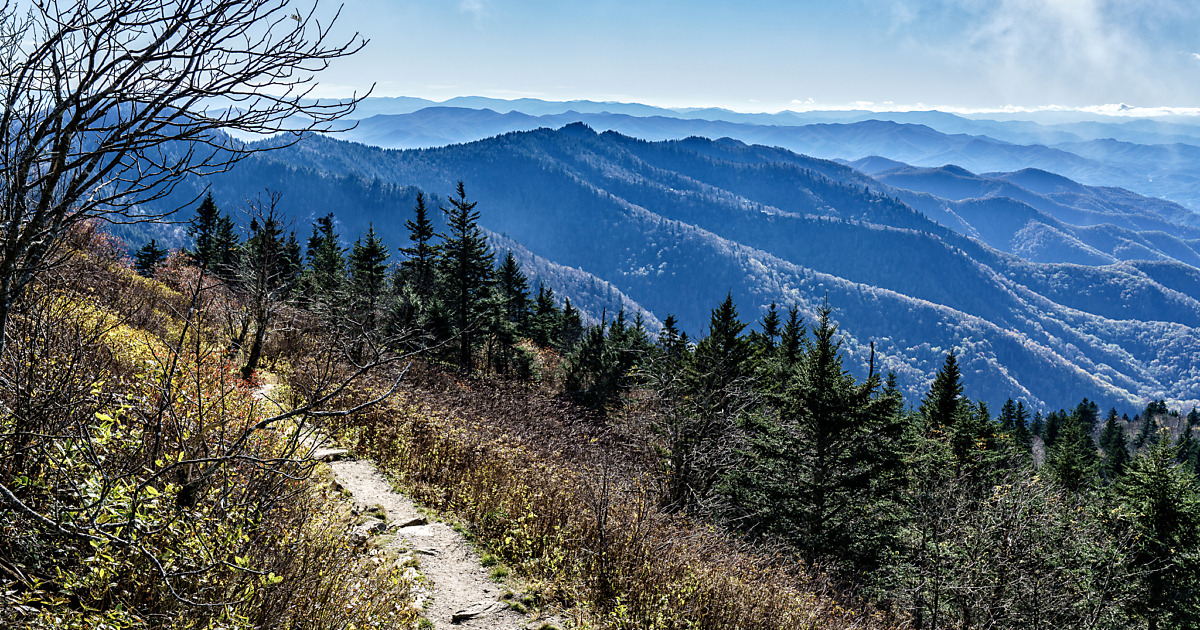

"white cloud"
[886,0,1200,105]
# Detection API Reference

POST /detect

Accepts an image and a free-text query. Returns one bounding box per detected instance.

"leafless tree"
[0,0,368,354]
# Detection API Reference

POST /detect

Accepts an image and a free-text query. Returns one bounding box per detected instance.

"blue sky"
[317,0,1200,113]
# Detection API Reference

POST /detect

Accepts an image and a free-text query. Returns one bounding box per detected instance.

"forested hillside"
[133,126,1200,412]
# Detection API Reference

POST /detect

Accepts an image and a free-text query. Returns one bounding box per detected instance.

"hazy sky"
[316,0,1200,113]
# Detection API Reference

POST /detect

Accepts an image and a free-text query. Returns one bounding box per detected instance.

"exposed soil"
[330,458,559,630]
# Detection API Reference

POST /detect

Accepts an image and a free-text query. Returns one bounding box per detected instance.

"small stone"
[415,547,440,556]
[394,517,428,528]
[451,601,505,624]
[313,448,349,462]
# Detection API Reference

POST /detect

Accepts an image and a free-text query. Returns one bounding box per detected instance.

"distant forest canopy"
[120,124,1200,414]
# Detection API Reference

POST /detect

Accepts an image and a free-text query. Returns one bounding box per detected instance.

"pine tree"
[187,193,220,269]
[437,182,494,372]
[212,213,240,282]
[1099,407,1131,481]
[399,191,439,303]
[727,302,904,570]
[348,224,391,335]
[133,239,168,277]
[529,283,559,347]
[1047,411,1099,492]
[238,198,292,379]
[687,293,753,413]
[556,298,583,351]
[751,301,780,359]
[921,350,965,431]
[305,213,346,312]
[778,305,805,370]
[1117,440,1200,630]
[495,251,531,332]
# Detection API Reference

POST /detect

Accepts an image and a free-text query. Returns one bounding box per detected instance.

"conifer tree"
[437,182,494,372]
[399,191,439,302]
[1047,411,1099,492]
[1117,440,1200,630]
[305,213,346,313]
[187,193,220,269]
[133,239,168,277]
[557,298,583,351]
[496,251,531,332]
[778,305,805,370]
[921,350,965,430]
[1100,407,1131,480]
[727,302,904,569]
[348,224,390,335]
[238,196,293,379]
[212,213,241,282]
[529,283,559,347]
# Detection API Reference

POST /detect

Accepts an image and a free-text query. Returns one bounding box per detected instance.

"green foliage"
[437,182,495,372]
[133,238,168,277]
[725,302,904,571]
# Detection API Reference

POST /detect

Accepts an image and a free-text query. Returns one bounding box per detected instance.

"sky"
[314,0,1200,114]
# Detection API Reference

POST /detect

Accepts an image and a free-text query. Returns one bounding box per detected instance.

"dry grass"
[336,366,889,630]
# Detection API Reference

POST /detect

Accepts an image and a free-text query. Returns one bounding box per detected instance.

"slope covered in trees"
[133,125,1200,412]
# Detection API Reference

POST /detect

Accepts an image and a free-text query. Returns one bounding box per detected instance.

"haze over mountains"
[324,97,1200,212]
[136,98,1200,414]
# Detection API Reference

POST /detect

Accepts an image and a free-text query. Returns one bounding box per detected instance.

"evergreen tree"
[212,213,240,282]
[306,213,345,303]
[437,182,494,372]
[238,198,292,379]
[133,239,168,277]
[348,224,391,336]
[778,305,805,370]
[186,192,220,269]
[727,302,904,570]
[921,350,965,431]
[1099,407,1131,481]
[556,298,583,351]
[750,301,780,360]
[1046,411,1098,492]
[1117,440,1200,630]
[687,293,753,418]
[495,251,531,333]
[529,283,559,347]
[399,191,439,302]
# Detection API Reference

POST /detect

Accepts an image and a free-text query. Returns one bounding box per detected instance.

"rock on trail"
[330,459,552,629]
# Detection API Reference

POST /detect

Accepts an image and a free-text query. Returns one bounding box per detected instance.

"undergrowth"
[0,229,419,629]
[336,370,887,630]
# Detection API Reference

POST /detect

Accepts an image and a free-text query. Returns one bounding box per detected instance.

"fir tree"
[348,224,391,335]
[186,193,220,269]
[921,350,965,430]
[1099,407,1131,481]
[496,251,531,332]
[305,213,346,312]
[399,191,439,302]
[133,239,168,277]
[529,283,559,347]
[437,182,494,372]
[727,302,904,570]
[1117,440,1200,630]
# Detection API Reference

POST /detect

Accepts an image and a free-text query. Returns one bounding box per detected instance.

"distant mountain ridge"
[138,125,1200,413]
[327,104,1200,212]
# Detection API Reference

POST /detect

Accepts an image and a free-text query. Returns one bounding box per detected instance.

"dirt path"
[330,459,553,629]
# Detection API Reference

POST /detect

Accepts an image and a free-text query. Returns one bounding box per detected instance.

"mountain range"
[323,102,1200,212]
[133,120,1200,414]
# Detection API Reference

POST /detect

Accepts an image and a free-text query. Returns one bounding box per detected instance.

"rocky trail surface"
[328,457,558,629]
[254,380,558,628]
